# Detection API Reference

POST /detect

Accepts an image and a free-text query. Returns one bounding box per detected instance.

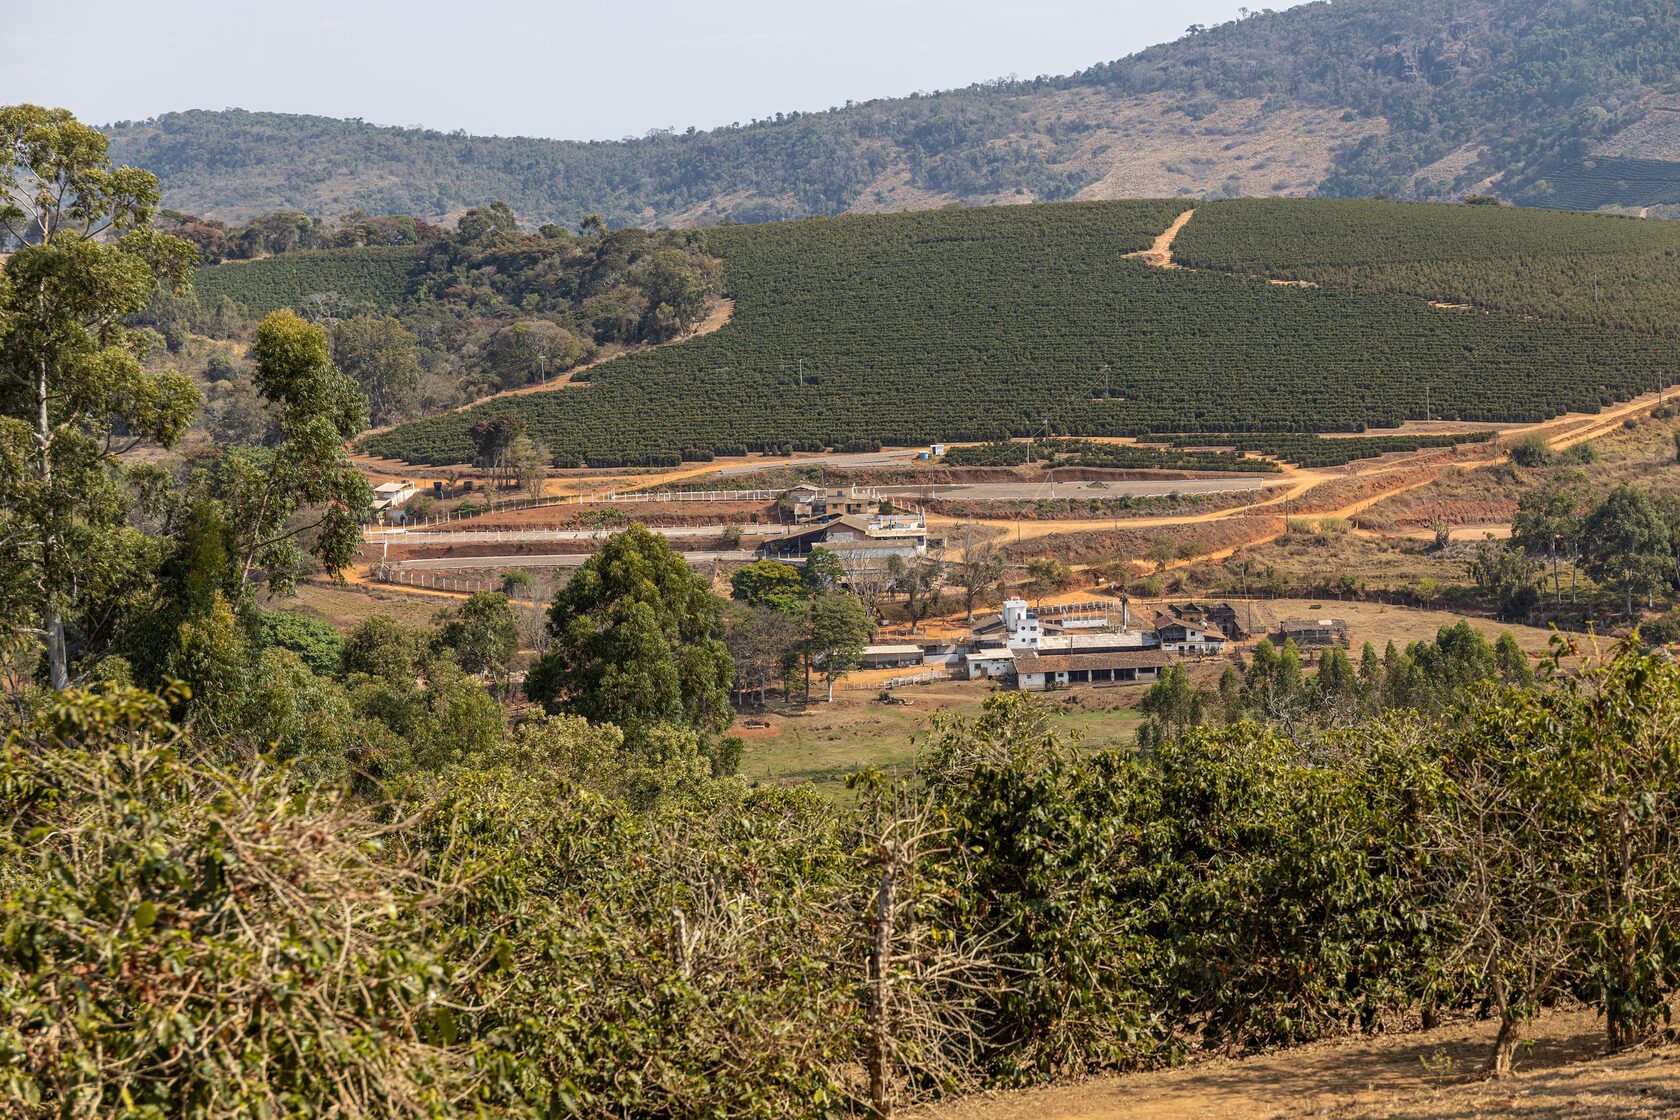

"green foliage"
[1151,431,1494,468]
[256,608,345,675]
[1509,434,1554,468]
[526,526,734,736]
[1177,198,1680,342]
[0,106,199,688]
[364,199,1679,468]
[1582,483,1673,615]
[0,686,487,1115]
[730,559,809,612]
[192,244,423,315]
[432,591,521,692]
[212,310,371,602]
[944,438,1278,473]
[805,591,874,701]
[8,640,1680,1111]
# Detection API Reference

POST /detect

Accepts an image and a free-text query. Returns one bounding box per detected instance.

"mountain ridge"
[102,0,1680,227]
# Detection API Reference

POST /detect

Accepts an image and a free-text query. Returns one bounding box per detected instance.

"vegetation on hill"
[100,1,1680,226]
[361,199,1680,468]
[191,244,425,316]
[1175,198,1680,340]
[144,201,721,427]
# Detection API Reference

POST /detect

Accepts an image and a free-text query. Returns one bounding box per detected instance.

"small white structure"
[372,480,417,511]
[965,647,1018,680]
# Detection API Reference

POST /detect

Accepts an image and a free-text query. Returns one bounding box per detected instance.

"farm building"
[859,644,927,670]
[1170,601,1253,641]
[372,481,417,512]
[965,647,1017,680]
[759,513,928,573]
[1276,619,1350,648]
[1014,650,1173,691]
[789,485,881,523]
[1152,612,1229,656]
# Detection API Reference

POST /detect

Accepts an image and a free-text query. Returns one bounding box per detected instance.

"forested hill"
[106,0,1680,228]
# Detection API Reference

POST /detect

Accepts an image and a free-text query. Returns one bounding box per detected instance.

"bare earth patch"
[916,1009,1679,1120]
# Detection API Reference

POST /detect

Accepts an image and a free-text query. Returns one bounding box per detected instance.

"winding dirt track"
[355,298,735,442]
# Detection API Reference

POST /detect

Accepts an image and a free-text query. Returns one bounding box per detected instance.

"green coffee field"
[350,198,1680,468]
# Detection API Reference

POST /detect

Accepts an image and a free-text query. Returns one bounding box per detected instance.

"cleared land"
[920,1009,1678,1120]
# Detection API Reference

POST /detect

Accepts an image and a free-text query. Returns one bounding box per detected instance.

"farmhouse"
[1276,618,1351,649]
[790,485,881,523]
[760,513,928,573]
[1152,612,1228,656]
[372,481,417,514]
[1170,601,1253,641]
[1014,649,1173,691]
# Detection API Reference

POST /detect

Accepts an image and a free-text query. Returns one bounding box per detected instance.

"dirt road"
[917,1009,1678,1120]
[1126,208,1195,269]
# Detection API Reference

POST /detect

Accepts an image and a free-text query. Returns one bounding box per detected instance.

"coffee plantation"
[361,198,1680,468]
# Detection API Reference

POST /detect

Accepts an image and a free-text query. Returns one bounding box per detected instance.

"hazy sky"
[13,1,1305,141]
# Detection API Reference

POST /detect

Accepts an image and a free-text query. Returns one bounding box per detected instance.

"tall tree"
[805,590,873,702]
[1511,474,1585,607]
[433,590,521,696]
[330,315,421,425]
[467,414,525,490]
[214,310,371,607]
[525,525,733,737]
[0,105,199,688]
[1583,485,1671,617]
[954,526,1004,622]
[730,559,807,613]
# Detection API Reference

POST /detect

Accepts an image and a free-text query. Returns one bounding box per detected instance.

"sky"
[9,1,1307,141]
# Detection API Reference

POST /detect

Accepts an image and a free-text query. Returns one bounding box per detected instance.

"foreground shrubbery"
[3,641,1678,1115]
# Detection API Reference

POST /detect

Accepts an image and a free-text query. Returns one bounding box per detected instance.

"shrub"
[1509,435,1554,467]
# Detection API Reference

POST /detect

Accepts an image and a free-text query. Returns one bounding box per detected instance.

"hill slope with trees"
[102,0,1680,227]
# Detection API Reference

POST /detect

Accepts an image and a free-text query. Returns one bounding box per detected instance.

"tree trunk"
[1609,802,1638,1050]
[44,609,68,691]
[1484,970,1521,1079]
[37,356,68,691]
[867,854,897,1119]
[1486,1013,1521,1079]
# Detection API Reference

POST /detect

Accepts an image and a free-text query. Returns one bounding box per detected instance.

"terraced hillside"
[358,198,1680,469]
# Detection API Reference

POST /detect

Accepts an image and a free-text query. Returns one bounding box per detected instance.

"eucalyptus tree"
[0,105,198,688]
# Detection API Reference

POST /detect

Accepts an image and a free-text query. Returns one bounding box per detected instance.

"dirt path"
[917,1009,1678,1120]
[355,298,736,442]
[1126,209,1195,269]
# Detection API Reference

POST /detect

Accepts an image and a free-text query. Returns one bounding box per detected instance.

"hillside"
[104,0,1680,227]
[354,198,1680,469]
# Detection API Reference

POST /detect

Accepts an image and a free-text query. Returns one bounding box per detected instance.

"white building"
[1014,650,1173,691]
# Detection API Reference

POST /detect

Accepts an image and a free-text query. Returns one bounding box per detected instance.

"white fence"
[844,670,954,691]
[369,566,493,594]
